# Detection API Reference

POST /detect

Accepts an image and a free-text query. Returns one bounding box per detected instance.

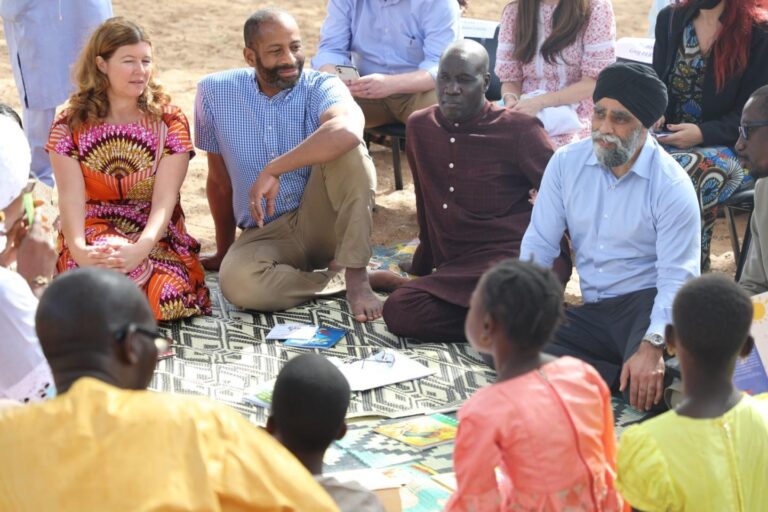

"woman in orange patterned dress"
[47,17,210,320]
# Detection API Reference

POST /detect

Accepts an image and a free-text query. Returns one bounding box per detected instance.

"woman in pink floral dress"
[496,0,616,147]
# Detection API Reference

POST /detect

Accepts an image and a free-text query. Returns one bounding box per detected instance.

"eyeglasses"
[360,350,396,369]
[738,121,768,141]
[344,349,397,369]
[114,322,172,355]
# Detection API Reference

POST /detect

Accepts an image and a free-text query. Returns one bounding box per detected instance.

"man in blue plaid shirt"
[194,8,381,322]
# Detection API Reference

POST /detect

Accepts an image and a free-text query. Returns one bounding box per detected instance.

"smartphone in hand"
[335,65,360,82]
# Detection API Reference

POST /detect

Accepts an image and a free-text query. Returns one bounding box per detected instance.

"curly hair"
[67,17,170,131]
[672,274,753,368]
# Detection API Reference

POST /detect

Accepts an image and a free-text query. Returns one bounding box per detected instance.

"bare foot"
[368,269,409,292]
[345,267,383,322]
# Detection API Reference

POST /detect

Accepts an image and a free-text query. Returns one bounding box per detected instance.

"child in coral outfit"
[446,259,624,511]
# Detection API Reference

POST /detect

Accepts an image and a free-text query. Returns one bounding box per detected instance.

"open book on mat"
[733,291,768,394]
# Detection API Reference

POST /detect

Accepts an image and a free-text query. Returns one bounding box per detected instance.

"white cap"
[0,115,31,211]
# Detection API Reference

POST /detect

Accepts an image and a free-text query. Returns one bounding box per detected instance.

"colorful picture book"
[374,414,458,450]
[283,327,347,349]
[734,291,768,394]
[381,464,452,512]
[265,323,319,341]
[243,379,275,409]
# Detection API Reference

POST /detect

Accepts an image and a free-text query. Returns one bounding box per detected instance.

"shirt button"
[449,163,454,169]
[454,123,459,127]
[267,126,272,130]
[450,137,455,143]
[449,186,455,192]
[604,214,608,219]
[599,245,604,249]
[598,268,603,273]
[442,203,448,209]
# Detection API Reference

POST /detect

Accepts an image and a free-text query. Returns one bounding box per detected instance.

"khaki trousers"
[356,90,438,128]
[219,143,376,311]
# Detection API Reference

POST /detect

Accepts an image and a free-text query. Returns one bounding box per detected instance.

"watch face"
[647,334,665,347]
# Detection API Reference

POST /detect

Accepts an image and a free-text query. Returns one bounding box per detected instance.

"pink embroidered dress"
[445,357,624,511]
[496,0,616,147]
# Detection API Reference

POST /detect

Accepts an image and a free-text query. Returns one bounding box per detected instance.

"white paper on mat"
[329,351,436,391]
[265,324,318,340]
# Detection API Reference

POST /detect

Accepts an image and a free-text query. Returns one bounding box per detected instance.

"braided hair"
[479,259,565,350]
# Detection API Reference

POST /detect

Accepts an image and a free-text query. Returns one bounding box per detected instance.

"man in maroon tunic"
[370,40,568,342]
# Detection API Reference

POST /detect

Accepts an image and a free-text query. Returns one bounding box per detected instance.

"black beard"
[256,57,305,90]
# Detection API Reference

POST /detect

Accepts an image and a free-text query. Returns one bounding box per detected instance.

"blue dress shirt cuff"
[311,52,352,69]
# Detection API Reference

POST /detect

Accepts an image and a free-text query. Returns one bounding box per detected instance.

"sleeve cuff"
[311,52,352,69]
[644,326,665,341]
[419,62,439,81]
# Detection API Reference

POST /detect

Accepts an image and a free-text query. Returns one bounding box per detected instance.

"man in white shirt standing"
[0,0,112,185]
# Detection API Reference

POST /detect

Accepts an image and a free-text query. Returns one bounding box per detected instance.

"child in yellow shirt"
[617,274,768,511]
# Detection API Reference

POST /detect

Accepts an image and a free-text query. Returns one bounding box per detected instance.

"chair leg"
[392,136,403,191]
[725,206,741,262]
[736,212,753,282]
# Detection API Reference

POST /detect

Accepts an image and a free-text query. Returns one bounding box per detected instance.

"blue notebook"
[283,327,347,349]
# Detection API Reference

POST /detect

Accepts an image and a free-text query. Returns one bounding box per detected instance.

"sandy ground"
[0,0,741,289]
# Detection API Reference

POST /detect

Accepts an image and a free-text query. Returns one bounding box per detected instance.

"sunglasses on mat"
[738,121,768,141]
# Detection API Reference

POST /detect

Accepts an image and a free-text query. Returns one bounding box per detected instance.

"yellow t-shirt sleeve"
[616,424,681,512]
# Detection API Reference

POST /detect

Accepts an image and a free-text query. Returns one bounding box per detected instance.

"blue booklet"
[283,327,347,349]
[733,346,768,395]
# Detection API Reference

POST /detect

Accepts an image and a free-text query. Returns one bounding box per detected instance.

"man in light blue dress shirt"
[521,63,700,411]
[311,0,461,128]
[194,9,382,322]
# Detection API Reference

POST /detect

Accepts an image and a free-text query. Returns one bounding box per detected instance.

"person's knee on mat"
[219,260,280,311]
[381,289,412,336]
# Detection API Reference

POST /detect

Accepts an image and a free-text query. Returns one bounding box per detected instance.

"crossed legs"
[219,143,381,321]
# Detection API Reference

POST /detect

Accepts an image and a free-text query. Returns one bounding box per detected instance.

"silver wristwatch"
[643,333,666,350]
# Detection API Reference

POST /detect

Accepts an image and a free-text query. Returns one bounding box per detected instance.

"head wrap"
[0,115,31,211]
[593,62,668,128]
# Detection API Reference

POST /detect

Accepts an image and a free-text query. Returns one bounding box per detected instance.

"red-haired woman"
[653,0,768,271]
[496,0,616,148]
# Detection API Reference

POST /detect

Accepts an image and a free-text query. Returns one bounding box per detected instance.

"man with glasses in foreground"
[0,268,339,511]
[738,85,768,294]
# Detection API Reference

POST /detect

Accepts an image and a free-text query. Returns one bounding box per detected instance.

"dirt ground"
[0,0,741,288]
